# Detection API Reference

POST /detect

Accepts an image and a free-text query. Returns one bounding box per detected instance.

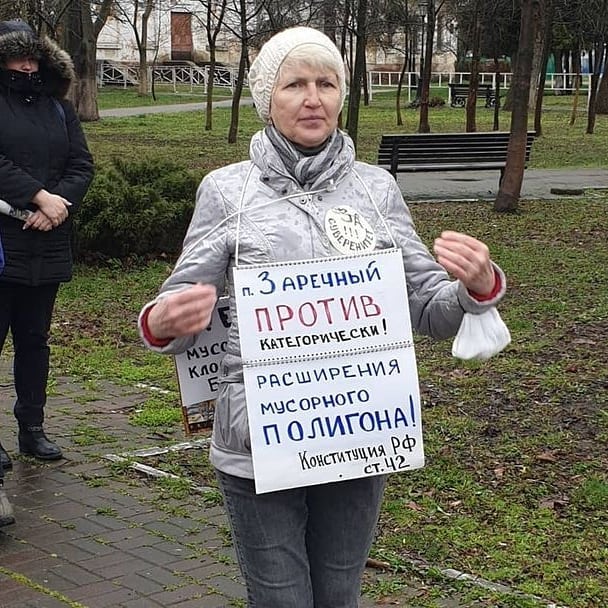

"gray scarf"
[264,125,346,188]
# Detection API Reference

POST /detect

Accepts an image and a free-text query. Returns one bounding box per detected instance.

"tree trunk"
[206,58,216,131]
[62,0,99,121]
[228,43,247,144]
[396,57,408,127]
[465,3,481,133]
[346,0,368,149]
[204,0,227,131]
[228,0,250,144]
[363,55,369,106]
[418,0,435,133]
[493,59,501,131]
[138,49,149,97]
[569,50,582,125]
[596,55,608,114]
[137,0,154,97]
[322,0,337,40]
[569,67,581,126]
[586,43,607,134]
[527,8,545,110]
[494,0,540,213]
[553,50,564,94]
[533,0,553,136]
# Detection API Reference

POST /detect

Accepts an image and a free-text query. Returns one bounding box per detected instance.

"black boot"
[0,442,12,471]
[0,478,15,527]
[18,426,63,461]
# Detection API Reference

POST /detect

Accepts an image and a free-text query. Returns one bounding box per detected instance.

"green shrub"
[74,157,200,260]
[429,96,446,107]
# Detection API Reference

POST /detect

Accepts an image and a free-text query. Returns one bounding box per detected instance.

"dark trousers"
[0,283,60,431]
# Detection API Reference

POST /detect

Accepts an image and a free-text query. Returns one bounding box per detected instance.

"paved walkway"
[397,167,607,202]
[0,359,469,608]
[99,98,253,118]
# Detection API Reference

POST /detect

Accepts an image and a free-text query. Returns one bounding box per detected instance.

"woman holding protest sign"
[138,26,506,607]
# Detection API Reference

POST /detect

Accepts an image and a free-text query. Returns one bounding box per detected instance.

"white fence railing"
[97,63,593,104]
[97,61,240,92]
[367,71,593,104]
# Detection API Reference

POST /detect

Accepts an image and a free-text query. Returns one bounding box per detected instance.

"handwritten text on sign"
[174,297,230,406]
[233,249,424,493]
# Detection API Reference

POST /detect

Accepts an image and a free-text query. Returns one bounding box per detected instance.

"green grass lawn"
[85,90,608,177]
[44,91,608,607]
[97,84,234,109]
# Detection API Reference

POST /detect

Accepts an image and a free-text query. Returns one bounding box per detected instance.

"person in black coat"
[0,19,93,526]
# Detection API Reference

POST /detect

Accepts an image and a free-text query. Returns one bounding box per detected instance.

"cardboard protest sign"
[174,297,230,434]
[233,249,424,493]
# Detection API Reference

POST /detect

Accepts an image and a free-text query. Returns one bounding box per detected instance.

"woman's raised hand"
[433,230,495,296]
[147,283,218,340]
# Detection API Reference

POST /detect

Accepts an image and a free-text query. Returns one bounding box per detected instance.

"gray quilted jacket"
[139,130,506,478]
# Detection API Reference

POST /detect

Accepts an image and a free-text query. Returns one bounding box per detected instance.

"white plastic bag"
[452,308,511,361]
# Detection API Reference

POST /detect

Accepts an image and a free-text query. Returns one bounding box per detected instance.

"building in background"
[96,0,240,65]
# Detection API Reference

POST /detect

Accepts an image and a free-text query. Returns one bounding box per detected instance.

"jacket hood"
[0,23,75,98]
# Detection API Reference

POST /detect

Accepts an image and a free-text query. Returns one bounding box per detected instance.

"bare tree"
[346,0,368,148]
[225,0,267,143]
[113,0,156,97]
[2,0,73,36]
[533,0,554,136]
[494,0,541,213]
[596,52,608,114]
[465,0,482,132]
[61,0,114,121]
[191,0,228,130]
[418,0,445,133]
[584,0,608,133]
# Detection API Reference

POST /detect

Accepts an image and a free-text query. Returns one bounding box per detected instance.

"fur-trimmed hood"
[0,21,75,98]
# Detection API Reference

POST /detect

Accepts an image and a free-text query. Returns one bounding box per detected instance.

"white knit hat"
[248,26,346,123]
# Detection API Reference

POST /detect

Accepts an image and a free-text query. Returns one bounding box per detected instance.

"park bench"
[377,131,536,185]
[448,82,497,108]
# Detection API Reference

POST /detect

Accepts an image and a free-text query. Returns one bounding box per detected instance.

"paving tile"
[47,562,103,585]
[0,547,47,567]
[148,583,211,606]
[0,587,43,606]
[169,559,234,580]
[124,543,185,566]
[206,574,247,599]
[119,598,166,608]
[8,597,68,608]
[68,582,138,604]
[171,597,229,608]
[112,571,166,595]
[66,536,117,556]
[51,540,99,561]
[27,569,78,592]
[135,564,186,587]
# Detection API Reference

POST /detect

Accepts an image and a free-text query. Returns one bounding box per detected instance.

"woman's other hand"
[31,189,71,226]
[433,230,495,296]
[22,209,53,231]
[147,284,218,340]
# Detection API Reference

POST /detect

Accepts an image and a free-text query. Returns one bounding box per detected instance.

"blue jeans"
[216,470,386,608]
